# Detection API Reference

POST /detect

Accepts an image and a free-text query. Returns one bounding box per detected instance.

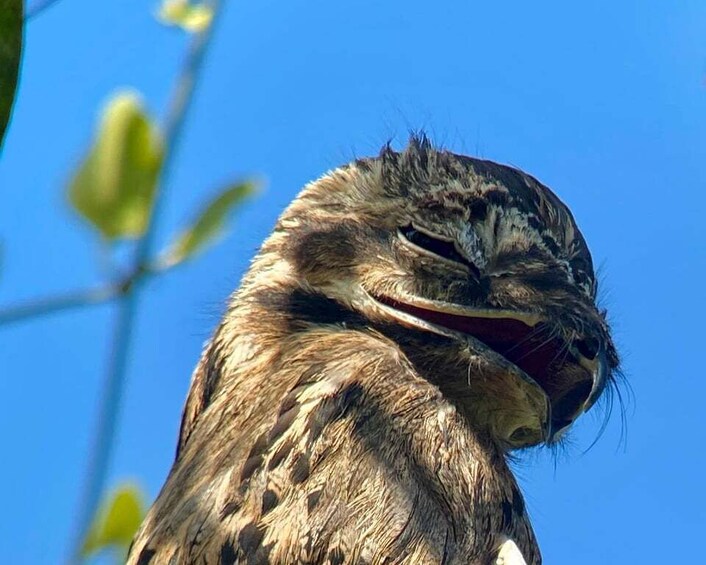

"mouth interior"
[375,295,575,399]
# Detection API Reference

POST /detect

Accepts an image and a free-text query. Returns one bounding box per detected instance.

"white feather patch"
[495,536,528,565]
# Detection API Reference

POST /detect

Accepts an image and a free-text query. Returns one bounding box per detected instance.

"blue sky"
[1,0,705,563]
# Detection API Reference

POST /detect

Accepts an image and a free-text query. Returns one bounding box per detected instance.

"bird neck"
[224,295,525,534]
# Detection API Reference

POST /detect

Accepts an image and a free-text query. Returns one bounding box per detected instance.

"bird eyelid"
[397,224,481,278]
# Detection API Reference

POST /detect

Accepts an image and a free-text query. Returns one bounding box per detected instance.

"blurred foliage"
[162,180,259,267]
[81,483,145,561]
[68,92,164,240]
[0,0,23,151]
[158,0,213,33]
[1,0,261,561]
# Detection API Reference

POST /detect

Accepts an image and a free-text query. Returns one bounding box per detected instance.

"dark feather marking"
[240,454,264,484]
[284,223,360,277]
[268,404,300,443]
[468,198,488,221]
[340,382,365,415]
[254,287,367,332]
[238,522,267,555]
[441,528,451,565]
[501,498,513,532]
[278,390,300,416]
[307,489,323,513]
[136,548,156,565]
[301,534,313,560]
[176,339,227,455]
[328,547,345,565]
[544,229,569,258]
[290,452,311,484]
[296,362,327,386]
[517,268,573,294]
[220,539,237,565]
[306,402,332,443]
[200,341,226,413]
[186,510,211,558]
[524,213,544,232]
[247,432,269,459]
[354,157,373,172]
[267,437,294,470]
[220,498,242,520]
[482,189,509,208]
[302,382,364,447]
[238,432,270,485]
[282,289,365,328]
[261,489,279,514]
[512,486,525,516]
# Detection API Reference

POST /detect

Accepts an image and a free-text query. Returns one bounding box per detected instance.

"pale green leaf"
[68,91,164,240]
[81,483,146,559]
[163,180,259,267]
[0,0,23,153]
[158,0,213,33]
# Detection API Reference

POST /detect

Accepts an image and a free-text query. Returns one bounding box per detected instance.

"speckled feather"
[127,136,617,565]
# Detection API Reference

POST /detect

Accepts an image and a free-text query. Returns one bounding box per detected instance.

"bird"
[127,135,619,565]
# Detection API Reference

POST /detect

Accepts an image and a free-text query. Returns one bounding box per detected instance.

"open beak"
[365,289,610,447]
[547,341,609,441]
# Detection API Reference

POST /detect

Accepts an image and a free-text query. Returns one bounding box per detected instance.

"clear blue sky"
[1,0,705,563]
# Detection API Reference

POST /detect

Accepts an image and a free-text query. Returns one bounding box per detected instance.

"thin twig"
[0,285,119,326]
[66,2,225,562]
[66,293,137,565]
[25,0,63,20]
[135,0,224,270]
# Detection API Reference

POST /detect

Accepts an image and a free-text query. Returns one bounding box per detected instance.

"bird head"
[265,136,619,450]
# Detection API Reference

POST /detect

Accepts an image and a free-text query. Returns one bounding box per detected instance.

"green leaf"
[68,91,164,240]
[157,0,213,33]
[0,0,24,153]
[162,180,259,267]
[81,483,146,559]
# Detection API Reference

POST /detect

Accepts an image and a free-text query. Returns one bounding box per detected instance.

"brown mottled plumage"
[128,137,618,565]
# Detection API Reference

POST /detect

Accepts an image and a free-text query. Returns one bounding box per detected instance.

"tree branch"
[0,285,119,326]
[66,2,225,562]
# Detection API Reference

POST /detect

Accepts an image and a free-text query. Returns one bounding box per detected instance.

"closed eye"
[398,225,480,279]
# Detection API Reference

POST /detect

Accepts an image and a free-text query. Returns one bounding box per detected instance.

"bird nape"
[127,136,619,565]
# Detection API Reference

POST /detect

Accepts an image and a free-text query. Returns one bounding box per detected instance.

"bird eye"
[398,225,480,277]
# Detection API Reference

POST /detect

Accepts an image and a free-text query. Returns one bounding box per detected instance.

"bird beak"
[583,344,609,412]
[548,344,609,441]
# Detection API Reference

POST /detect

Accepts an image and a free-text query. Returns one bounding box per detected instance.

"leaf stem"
[66,2,224,562]
[67,292,137,563]
[0,285,119,326]
[135,0,223,270]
